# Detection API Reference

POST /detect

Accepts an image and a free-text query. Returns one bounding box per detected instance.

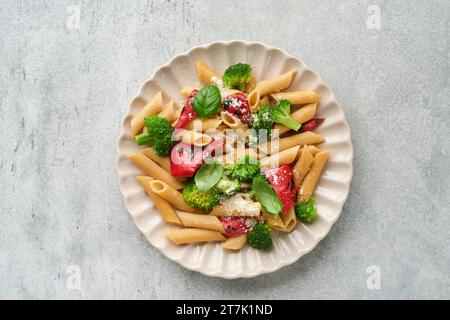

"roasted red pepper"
[202,139,224,161]
[218,216,255,237]
[265,165,296,212]
[175,89,198,129]
[300,118,324,133]
[170,139,225,177]
[222,92,253,126]
[170,142,203,177]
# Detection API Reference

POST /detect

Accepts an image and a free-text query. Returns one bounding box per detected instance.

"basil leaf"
[252,175,282,215]
[195,162,223,192]
[193,85,221,118]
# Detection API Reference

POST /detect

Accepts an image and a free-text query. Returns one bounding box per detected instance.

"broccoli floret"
[215,175,240,195]
[224,155,261,181]
[222,63,252,91]
[270,99,301,131]
[249,104,273,145]
[182,180,220,211]
[294,196,317,223]
[135,115,174,156]
[247,222,273,249]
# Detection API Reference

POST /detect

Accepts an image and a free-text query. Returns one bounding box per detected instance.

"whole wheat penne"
[299,145,321,156]
[274,103,317,136]
[141,148,171,173]
[157,100,177,122]
[299,150,330,202]
[165,228,226,244]
[173,129,213,146]
[176,210,225,233]
[260,145,300,168]
[271,90,321,105]
[171,108,182,128]
[266,131,325,154]
[255,69,297,96]
[220,111,247,129]
[265,213,286,231]
[128,153,183,190]
[187,118,223,132]
[222,234,247,250]
[216,123,229,131]
[279,207,297,232]
[135,176,182,225]
[196,60,221,84]
[149,180,195,213]
[131,92,164,137]
[248,89,261,112]
[180,86,199,97]
[260,95,270,105]
[292,145,315,188]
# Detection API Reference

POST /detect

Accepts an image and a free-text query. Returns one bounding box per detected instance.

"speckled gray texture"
[0,0,449,300]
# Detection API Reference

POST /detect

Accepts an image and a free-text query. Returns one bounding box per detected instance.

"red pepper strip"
[265,165,296,212]
[300,118,324,133]
[202,139,224,161]
[170,139,225,177]
[218,217,253,236]
[170,142,203,177]
[175,89,198,129]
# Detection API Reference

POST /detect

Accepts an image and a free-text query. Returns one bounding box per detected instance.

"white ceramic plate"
[116,41,353,278]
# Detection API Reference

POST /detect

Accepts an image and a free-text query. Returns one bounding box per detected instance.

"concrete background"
[0,0,449,299]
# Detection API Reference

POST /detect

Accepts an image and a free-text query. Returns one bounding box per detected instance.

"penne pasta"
[141,148,171,173]
[260,145,300,168]
[292,145,315,188]
[171,108,182,128]
[135,176,182,225]
[180,86,199,97]
[149,180,197,213]
[131,92,164,137]
[196,60,221,84]
[299,150,330,202]
[265,208,296,233]
[299,145,321,156]
[271,90,321,105]
[247,89,261,112]
[266,131,325,154]
[176,210,225,233]
[255,69,297,96]
[220,111,247,129]
[222,234,247,250]
[186,118,223,132]
[158,100,177,122]
[173,129,213,146]
[280,207,297,232]
[274,103,317,136]
[265,213,286,231]
[128,153,183,190]
[216,123,229,131]
[165,227,226,244]
[259,95,270,105]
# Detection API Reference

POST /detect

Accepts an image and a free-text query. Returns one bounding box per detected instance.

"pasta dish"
[127,60,329,251]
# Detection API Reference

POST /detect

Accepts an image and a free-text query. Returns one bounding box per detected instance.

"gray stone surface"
[0,0,449,299]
